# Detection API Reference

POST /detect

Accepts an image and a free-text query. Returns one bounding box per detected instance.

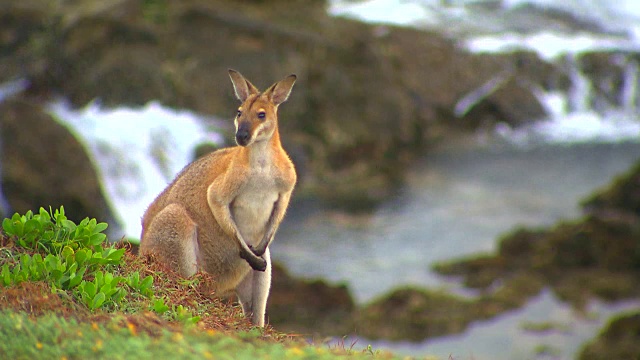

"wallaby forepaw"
[239,250,267,271]
[250,257,267,271]
[248,244,266,256]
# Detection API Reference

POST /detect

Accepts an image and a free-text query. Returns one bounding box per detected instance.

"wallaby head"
[228,69,297,147]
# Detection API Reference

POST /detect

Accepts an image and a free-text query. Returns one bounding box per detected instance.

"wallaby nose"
[235,127,250,146]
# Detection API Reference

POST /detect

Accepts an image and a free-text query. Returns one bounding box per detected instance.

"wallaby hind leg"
[141,203,199,277]
[236,248,272,327]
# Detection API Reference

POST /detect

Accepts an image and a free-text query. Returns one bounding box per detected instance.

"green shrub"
[1,207,152,311]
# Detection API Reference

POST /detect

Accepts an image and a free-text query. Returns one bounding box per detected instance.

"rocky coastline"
[1,0,639,357]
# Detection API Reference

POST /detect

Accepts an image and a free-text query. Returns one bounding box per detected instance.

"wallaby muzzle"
[236,122,251,146]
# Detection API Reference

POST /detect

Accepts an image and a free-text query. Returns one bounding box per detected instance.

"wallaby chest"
[231,162,281,244]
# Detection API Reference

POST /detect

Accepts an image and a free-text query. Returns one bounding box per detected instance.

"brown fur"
[140,70,297,326]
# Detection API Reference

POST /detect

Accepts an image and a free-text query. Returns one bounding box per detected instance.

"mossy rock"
[582,160,640,216]
[579,312,640,360]
[355,288,473,341]
[267,263,356,336]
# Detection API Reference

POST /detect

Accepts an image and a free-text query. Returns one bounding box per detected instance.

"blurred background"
[1,0,639,359]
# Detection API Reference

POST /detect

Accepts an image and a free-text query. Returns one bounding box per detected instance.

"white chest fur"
[231,158,279,245]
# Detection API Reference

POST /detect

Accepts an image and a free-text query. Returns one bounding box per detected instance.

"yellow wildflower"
[172,332,184,342]
[287,347,304,356]
[93,339,103,352]
[127,322,138,336]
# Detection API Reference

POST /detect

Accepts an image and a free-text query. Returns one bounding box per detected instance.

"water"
[47,100,640,359]
[275,140,640,299]
[48,100,224,238]
[329,0,640,46]
[274,140,640,359]
[35,2,640,358]
[370,291,640,360]
[323,1,640,358]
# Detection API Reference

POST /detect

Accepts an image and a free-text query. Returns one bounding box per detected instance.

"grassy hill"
[0,207,414,360]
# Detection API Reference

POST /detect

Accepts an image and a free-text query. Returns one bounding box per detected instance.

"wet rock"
[391,160,640,343]
[582,160,640,217]
[0,98,122,235]
[355,288,472,341]
[434,215,640,309]
[505,3,620,36]
[355,272,545,342]
[423,159,640,344]
[433,156,640,306]
[267,263,356,336]
[0,0,552,211]
[579,312,640,360]
[576,51,640,113]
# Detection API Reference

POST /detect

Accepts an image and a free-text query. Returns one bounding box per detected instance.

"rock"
[431,159,640,313]
[355,288,472,341]
[579,312,640,360]
[0,0,553,211]
[0,2,52,90]
[57,16,170,108]
[433,215,640,309]
[504,3,620,36]
[267,263,356,336]
[192,142,219,160]
[355,272,545,342]
[408,160,640,342]
[575,51,640,113]
[0,98,122,235]
[582,160,640,217]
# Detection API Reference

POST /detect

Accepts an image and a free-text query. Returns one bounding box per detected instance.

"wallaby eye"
[257,111,266,120]
[236,110,242,117]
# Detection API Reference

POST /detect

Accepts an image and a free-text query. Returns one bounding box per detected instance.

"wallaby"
[140,69,297,327]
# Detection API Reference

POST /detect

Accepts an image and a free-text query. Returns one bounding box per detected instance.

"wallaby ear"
[228,69,259,102]
[266,74,297,106]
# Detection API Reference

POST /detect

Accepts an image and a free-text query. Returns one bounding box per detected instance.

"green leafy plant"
[1,207,146,311]
[1,208,408,359]
[151,297,170,315]
[171,304,201,325]
[126,271,154,298]
[76,271,127,310]
[2,207,111,255]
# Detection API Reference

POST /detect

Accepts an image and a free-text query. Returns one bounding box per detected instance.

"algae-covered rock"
[355,272,545,342]
[433,158,640,306]
[577,51,640,113]
[582,160,640,216]
[579,312,640,360]
[356,288,473,341]
[434,215,640,309]
[411,159,640,343]
[267,263,356,336]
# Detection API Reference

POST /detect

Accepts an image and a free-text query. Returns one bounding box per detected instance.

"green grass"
[0,207,413,360]
[0,310,364,360]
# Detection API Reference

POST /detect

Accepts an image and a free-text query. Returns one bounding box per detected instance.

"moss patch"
[579,311,640,360]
